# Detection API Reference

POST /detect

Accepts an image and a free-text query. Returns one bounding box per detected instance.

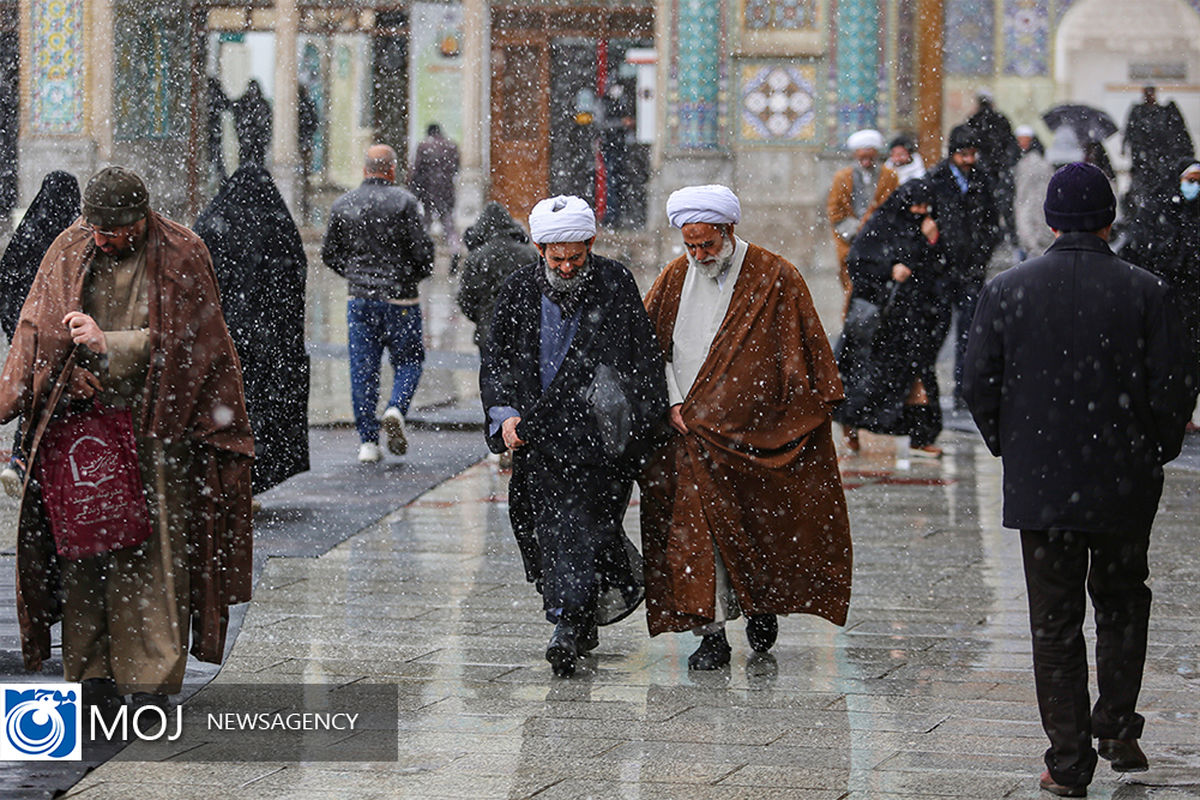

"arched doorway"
[1056,0,1200,161]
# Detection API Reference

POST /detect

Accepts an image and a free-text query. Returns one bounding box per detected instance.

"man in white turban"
[480,195,667,678]
[640,184,853,671]
[827,129,899,312]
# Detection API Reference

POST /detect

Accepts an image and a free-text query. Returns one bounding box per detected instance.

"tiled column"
[835,0,881,142]
[671,0,724,149]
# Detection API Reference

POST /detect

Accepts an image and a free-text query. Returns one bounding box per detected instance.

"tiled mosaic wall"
[30,0,85,135]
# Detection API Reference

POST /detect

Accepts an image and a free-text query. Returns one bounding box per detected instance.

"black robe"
[1124,100,1193,206]
[195,164,310,493]
[232,80,272,168]
[836,180,950,443]
[480,255,667,626]
[0,171,80,342]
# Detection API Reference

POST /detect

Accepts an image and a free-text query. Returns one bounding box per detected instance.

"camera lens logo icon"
[0,686,81,761]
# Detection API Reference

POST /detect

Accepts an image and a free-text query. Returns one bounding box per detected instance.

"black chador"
[196,164,310,493]
[835,179,950,447]
[0,171,81,341]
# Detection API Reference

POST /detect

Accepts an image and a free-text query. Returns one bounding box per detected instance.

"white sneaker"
[357,442,383,463]
[382,407,408,455]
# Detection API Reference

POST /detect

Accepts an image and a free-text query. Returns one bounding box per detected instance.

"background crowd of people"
[826,85,1200,455]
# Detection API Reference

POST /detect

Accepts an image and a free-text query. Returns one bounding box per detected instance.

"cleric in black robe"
[0,171,80,341]
[835,179,950,454]
[480,195,666,677]
[195,163,310,493]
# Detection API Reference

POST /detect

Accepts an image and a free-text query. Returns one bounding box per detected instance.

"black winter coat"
[457,202,538,348]
[963,233,1196,534]
[927,159,1000,286]
[321,178,434,300]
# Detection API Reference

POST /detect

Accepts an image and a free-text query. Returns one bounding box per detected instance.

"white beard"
[687,235,735,279]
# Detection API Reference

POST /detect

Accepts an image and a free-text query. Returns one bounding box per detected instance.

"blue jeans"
[347,298,424,443]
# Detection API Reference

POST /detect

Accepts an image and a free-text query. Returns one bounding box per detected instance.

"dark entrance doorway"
[490,7,653,227]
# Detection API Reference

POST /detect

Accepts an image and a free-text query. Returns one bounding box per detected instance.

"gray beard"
[687,236,736,279]
[544,258,591,294]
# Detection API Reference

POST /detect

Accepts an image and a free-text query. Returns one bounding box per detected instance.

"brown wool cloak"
[640,243,852,635]
[0,213,254,670]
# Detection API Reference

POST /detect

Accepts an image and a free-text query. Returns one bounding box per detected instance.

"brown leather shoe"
[1098,738,1148,772]
[1039,770,1087,797]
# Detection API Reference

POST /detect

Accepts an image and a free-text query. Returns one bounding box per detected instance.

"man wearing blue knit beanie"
[963,162,1198,797]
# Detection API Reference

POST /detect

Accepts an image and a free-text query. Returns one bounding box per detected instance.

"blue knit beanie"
[1043,162,1116,232]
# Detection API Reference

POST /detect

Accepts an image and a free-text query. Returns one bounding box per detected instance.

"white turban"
[528,195,596,244]
[846,129,885,152]
[666,185,742,228]
[1015,124,1036,138]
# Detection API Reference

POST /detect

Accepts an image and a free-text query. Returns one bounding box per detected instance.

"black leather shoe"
[576,622,599,655]
[1039,770,1087,797]
[746,614,778,653]
[688,630,731,670]
[1098,738,1148,772]
[545,623,578,677]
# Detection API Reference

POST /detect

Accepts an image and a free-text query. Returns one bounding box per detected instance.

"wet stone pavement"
[60,429,1200,800]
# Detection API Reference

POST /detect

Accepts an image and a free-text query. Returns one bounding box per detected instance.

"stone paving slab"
[46,431,1200,799]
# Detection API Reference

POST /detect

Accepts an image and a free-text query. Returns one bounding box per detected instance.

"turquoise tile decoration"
[740,61,819,142]
[1003,0,1049,77]
[945,0,994,77]
[30,0,85,135]
[835,0,880,142]
[673,0,726,148]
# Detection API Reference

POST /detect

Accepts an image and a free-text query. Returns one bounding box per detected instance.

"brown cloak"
[640,243,852,635]
[0,213,254,670]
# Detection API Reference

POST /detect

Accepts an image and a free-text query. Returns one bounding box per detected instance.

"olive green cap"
[82,166,149,227]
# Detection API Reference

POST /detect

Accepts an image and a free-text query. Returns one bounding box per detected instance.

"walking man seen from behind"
[963,163,1196,797]
[322,144,434,463]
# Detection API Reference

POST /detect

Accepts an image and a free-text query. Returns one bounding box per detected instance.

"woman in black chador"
[0,171,81,496]
[0,171,81,341]
[835,179,950,457]
[195,163,310,493]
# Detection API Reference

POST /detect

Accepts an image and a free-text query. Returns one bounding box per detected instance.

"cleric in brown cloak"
[641,184,852,670]
[0,167,253,714]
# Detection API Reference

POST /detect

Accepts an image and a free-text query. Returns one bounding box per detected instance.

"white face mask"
[1182,180,1200,201]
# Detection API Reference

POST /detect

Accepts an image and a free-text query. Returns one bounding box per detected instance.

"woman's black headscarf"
[0,171,80,341]
[849,179,936,261]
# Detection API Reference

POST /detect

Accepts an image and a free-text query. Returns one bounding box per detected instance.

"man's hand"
[67,367,102,400]
[63,311,108,354]
[502,416,525,449]
[892,263,913,283]
[668,404,689,434]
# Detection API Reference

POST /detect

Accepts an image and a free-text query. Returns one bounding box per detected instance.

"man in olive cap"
[0,166,254,720]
